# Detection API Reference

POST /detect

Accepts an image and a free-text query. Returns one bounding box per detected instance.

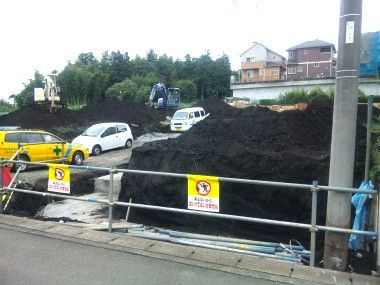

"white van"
[170,107,208,132]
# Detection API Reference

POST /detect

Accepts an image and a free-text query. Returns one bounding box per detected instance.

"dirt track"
[17,133,180,185]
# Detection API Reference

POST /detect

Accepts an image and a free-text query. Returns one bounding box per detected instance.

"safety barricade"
[0,158,379,269]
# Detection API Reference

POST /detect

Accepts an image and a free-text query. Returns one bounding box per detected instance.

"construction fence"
[0,158,379,270]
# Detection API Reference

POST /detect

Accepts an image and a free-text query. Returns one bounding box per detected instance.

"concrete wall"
[231,77,380,102]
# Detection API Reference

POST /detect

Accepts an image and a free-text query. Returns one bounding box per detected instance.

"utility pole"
[324,0,362,270]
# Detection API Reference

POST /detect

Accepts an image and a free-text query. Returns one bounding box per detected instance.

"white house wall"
[231,78,380,102]
[241,44,267,62]
[266,51,284,64]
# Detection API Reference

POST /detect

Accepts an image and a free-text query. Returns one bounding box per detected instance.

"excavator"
[147,83,180,109]
[34,74,66,113]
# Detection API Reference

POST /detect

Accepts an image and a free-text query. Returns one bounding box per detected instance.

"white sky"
[0,0,379,101]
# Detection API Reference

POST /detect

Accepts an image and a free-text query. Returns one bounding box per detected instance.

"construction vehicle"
[34,74,66,113]
[148,83,180,108]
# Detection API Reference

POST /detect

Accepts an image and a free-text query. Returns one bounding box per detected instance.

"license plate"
[175,128,181,131]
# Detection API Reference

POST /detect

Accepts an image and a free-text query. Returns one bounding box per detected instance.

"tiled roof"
[287,39,335,51]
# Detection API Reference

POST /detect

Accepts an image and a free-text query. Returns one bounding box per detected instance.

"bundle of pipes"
[125,228,310,264]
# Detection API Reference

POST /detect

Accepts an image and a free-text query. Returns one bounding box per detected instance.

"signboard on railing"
[187,174,219,212]
[47,164,71,194]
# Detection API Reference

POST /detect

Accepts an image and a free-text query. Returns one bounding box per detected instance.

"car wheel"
[12,154,29,172]
[92,145,102,156]
[72,151,84,165]
[125,139,133,149]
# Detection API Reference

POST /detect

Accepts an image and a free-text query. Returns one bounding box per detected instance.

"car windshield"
[82,125,105,137]
[173,112,188,120]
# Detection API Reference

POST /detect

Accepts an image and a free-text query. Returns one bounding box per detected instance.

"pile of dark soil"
[118,99,374,248]
[0,100,173,140]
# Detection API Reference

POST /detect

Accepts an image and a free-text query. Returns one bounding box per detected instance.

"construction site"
[0,97,377,274]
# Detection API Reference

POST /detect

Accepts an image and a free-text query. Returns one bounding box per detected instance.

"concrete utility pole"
[324,0,362,270]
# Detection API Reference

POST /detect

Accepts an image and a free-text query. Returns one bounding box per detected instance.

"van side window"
[194,111,200,118]
[189,112,195,119]
[43,134,62,143]
[102,127,116,137]
[4,133,21,143]
[117,124,127,133]
[200,110,205,116]
[26,133,44,143]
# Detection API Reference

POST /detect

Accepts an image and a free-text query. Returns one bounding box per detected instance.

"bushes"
[278,86,331,104]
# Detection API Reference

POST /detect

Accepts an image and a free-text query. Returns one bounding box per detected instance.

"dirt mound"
[0,100,172,139]
[195,97,241,118]
[118,99,373,245]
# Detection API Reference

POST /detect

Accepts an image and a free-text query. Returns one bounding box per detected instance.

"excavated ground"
[0,98,376,272]
[0,99,173,140]
[118,99,376,266]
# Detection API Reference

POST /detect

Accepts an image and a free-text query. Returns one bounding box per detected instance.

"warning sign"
[47,164,71,194]
[187,174,219,212]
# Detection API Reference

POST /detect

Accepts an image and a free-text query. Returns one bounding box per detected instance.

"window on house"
[304,50,308,55]
[246,57,255,63]
[247,70,255,78]
[297,66,303,72]
[289,51,294,58]
[288,67,296,74]
[271,70,278,76]
[320,47,331,53]
[314,62,319,67]
[259,69,263,76]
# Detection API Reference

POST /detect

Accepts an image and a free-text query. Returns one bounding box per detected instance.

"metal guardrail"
[0,158,379,269]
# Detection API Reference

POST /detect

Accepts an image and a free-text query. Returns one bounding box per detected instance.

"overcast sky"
[0,0,379,101]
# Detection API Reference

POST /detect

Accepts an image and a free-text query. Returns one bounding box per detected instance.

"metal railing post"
[108,168,115,233]
[0,160,4,190]
[376,187,380,273]
[364,95,373,183]
[310,180,318,267]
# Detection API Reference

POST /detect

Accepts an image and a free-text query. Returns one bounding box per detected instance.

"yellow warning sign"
[187,174,219,212]
[47,164,71,194]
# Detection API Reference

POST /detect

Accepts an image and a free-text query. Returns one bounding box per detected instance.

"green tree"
[0,99,16,114]
[173,79,197,103]
[105,79,138,101]
[193,51,214,99]
[131,56,154,76]
[155,54,174,84]
[76,52,97,66]
[213,54,232,98]
[15,70,44,108]
[146,49,158,63]
[101,50,131,85]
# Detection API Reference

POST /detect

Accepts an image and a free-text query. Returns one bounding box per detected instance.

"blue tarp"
[348,181,373,250]
[360,31,380,77]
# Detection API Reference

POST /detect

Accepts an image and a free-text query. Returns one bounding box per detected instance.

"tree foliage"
[278,86,331,104]
[0,99,15,114]
[15,70,44,108]
[13,49,232,107]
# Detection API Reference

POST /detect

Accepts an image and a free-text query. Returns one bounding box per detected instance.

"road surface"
[0,225,287,285]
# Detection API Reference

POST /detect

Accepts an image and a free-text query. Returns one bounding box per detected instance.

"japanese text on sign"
[47,164,71,194]
[187,174,219,212]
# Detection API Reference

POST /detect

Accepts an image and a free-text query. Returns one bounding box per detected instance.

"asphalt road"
[0,225,287,285]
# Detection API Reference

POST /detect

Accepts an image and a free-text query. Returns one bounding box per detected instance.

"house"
[286,39,336,80]
[240,42,286,82]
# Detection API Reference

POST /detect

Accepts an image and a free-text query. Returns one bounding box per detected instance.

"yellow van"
[0,129,89,171]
